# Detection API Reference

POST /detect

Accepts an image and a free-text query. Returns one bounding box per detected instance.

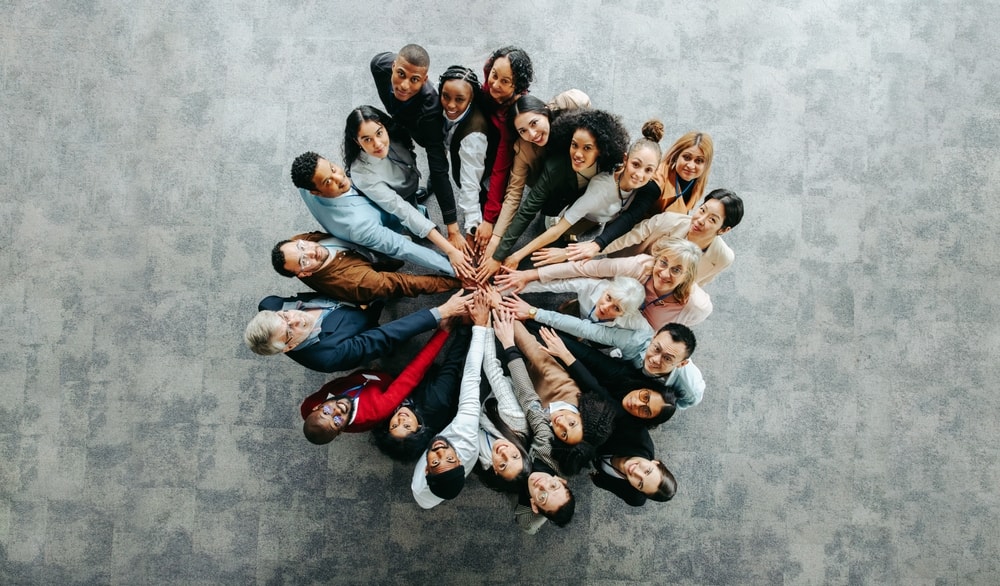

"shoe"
[415,186,432,203]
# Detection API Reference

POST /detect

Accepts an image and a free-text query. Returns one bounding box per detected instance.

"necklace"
[674,176,694,203]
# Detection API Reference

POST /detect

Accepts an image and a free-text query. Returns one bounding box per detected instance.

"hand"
[482,235,500,263]
[447,225,467,256]
[470,288,491,327]
[474,221,494,251]
[499,293,533,321]
[492,307,516,348]
[482,284,504,309]
[502,256,521,271]
[446,247,475,282]
[465,232,480,261]
[475,256,502,284]
[530,247,570,267]
[494,266,536,294]
[538,326,574,365]
[437,290,474,319]
[565,241,601,262]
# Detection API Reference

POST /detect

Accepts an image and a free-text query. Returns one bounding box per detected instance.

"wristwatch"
[528,307,537,319]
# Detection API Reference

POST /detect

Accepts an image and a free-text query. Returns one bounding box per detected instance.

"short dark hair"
[549,109,630,173]
[483,46,534,96]
[541,487,575,528]
[704,188,744,230]
[397,44,430,68]
[438,65,481,101]
[291,151,321,191]
[271,240,295,278]
[649,461,677,502]
[303,409,338,445]
[656,322,697,359]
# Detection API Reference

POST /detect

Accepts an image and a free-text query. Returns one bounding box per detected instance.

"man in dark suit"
[243,290,470,373]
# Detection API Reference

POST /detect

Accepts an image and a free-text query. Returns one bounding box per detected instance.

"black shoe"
[415,186,432,203]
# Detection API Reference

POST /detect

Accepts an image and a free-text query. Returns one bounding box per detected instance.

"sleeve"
[343,213,454,275]
[673,285,712,327]
[521,276,597,300]
[493,141,532,236]
[456,326,488,420]
[602,210,688,255]
[698,239,735,287]
[413,112,458,225]
[360,329,450,424]
[561,173,614,226]
[298,309,439,373]
[482,110,516,224]
[515,501,548,534]
[594,181,661,250]
[503,350,553,447]
[353,170,437,238]
[673,362,706,410]
[533,308,638,355]
[493,158,561,261]
[591,471,647,507]
[483,331,528,433]
[456,131,488,232]
[564,360,612,403]
[537,256,651,283]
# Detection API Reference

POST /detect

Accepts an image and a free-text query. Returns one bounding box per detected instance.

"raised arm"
[363,329,451,421]
[482,326,528,433]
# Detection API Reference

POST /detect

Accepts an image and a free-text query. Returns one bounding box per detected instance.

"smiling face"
[388,406,420,439]
[688,199,729,239]
[621,389,668,419]
[593,291,624,321]
[425,436,461,475]
[650,251,688,295]
[486,56,515,103]
[280,239,331,278]
[569,129,599,172]
[674,145,707,181]
[514,110,551,146]
[491,439,524,480]
[528,471,570,514]
[440,78,474,121]
[308,397,353,435]
[390,56,428,103]
[551,409,583,445]
[622,456,663,495]
[356,120,390,159]
[618,146,659,190]
[309,157,352,197]
[269,309,314,352]
[643,331,690,376]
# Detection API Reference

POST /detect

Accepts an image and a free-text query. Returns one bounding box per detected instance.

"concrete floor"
[2,1,999,584]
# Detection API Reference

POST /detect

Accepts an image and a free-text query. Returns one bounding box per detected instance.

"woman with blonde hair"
[652,131,714,215]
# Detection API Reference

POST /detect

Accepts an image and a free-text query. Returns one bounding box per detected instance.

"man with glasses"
[271,231,459,304]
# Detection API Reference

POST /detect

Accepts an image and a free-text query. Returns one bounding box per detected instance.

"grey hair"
[603,275,645,317]
[244,311,286,355]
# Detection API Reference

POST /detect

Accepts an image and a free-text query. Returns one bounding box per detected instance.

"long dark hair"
[552,392,620,476]
[548,109,630,174]
[342,105,411,171]
[370,399,434,463]
[473,398,532,494]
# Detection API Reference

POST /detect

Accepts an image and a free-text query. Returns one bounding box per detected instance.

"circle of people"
[243,44,745,534]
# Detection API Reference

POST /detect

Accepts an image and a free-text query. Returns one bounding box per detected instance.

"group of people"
[243,43,745,533]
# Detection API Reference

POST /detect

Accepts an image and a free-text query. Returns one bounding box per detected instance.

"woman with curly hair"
[478,47,535,252]
[489,109,631,270]
[507,120,666,268]
[343,105,474,279]
[652,131,714,215]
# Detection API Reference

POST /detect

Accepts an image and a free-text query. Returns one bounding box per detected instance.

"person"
[371,325,473,462]
[343,106,474,280]
[410,290,491,508]
[476,90,591,271]
[436,65,496,247]
[499,236,713,329]
[271,231,459,304]
[244,290,471,373]
[290,152,458,276]
[489,109,630,270]
[521,274,648,333]
[299,327,453,445]
[590,189,745,287]
[370,45,462,250]
[492,308,575,532]
[592,424,676,506]
[501,294,706,410]
[504,120,664,269]
[477,46,534,254]
[650,131,714,215]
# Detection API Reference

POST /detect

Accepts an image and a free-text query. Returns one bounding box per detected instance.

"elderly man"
[244,290,470,373]
[271,231,459,304]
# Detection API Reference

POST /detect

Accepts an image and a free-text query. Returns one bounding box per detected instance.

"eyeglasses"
[294,240,310,271]
[655,257,685,276]
[277,312,294,345]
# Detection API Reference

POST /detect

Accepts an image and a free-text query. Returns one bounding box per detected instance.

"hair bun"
[641,119,664,143]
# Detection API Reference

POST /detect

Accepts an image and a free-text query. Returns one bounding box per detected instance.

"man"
[290,152,455,276]
[370,44,462,250]
[244,290,470,373]
[272,231,459,304]
[410,291,490,508]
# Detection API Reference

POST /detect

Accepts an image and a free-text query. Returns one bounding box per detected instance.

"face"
[357,120,390,159]
[491,439,524,480]
[650,252,688,295]
[280,240,330,277]
[309,397,353,434]
[528,471,570,514]
[514,110,550,146]
[619,146,659,190]
[551,409,583,445]
[622,389,668,419]
[674,145,707,181]
[425,437,461,475]
[643,332,690,376]
[622,456,663,495]
[388,406,420,439]
[689,199,729,239]
[594,291,624,321]
[390,57,428,102]
[569,129,599,172]
[440,79,474,121]
[309,157,352,197]
[486,56,515,103]
[270,310,313,352]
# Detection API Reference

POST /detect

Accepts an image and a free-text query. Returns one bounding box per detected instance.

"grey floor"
[3,1,999,584]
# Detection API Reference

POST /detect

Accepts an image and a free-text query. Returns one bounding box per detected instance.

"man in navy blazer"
[244,291,470,373]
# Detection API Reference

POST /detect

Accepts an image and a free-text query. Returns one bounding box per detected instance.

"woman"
[651,131,714,215]
[522,274,649,334]
[499,236,713,329]
[437,65,492,250]
[489,109,630,271]
[343,105,474,279]
[477,90,591,274]
[505,120,664,268]
[477,47,534,253]
[592,425,676,506]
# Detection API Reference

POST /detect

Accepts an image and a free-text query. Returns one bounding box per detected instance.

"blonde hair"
[244,311,285,355]
[648,237,702,304]
[654,131,714,214]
